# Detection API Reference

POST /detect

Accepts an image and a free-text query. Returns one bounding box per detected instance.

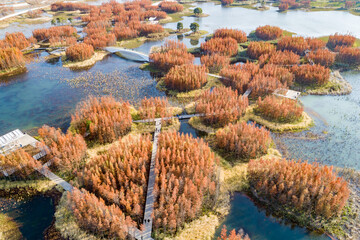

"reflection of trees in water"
[63,68,165,104]
[190,38,199,46]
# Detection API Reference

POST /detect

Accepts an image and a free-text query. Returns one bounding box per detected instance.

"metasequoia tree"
[201,37,238,56]
[158,1,183,13]
[221,0,234,5]
[277,36,309,55]
[259,64,295,87]
[164,64,207,92]
[38,125,87,173]
[248,158,350,219]
[215,122,271,160]
[306,37,326,51]
[218,225,251,240]
[336,47,360,66]
[195,87,249,127]
[213,28,247,43]
[71,96,132,144]
[0,47,26,71]
[249,73,285,97]
[326,33,356,50]
[266,50,300,66]
[51,2,92,12]
[247,41,276,59]
[65,43,94,62]
[307,49,335,67]
[32,26,77,42]
[200,54,230,73]
[255,25,283,40]
[256,95,303,123]
[0,32,30,50]
[291,64,330,85]
[138,97,173,119]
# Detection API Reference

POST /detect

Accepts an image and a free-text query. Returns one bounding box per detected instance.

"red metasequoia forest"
[255,25,283,40]
[65,43,95,62]
[277,36,309,55]
[0,32,30,50]
[248,158,350,219]
[149,40,194,72]
[326,33,356,50]
[307,49,335,67]
[38,125,87,173]
[201,54,230,73]
[247,41,276,59]
[216,121,271,159]
[218,225,251,240]
[138,97,173,120]
[153,131,218,234]
[158,1,183,13]
[336,46,360,66]
[221,0,234,6]
[256,95,303,123]
[164,64,207,92]
[249,73,285,97]
[196,87,249,127]
[76,134,152,222]
[51,2,92,12]
[213,28,247,43]
[266,50,300,66]
[71,96,132,144]
[201,37,239,56]
[66,188,136,239]
[32,26,77,42]
[306,37,326,51]
[259,64,295,87]
[291,64,330,85]
[0,47,25,71]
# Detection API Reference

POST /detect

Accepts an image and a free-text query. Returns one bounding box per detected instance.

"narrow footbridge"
[105,47,150,62]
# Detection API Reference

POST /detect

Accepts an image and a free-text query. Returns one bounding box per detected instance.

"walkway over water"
[105,47,150,62]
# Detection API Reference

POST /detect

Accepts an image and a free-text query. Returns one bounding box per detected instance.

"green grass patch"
[184,30,209,40]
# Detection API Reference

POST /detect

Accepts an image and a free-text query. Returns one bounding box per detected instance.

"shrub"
[195,87,249,127]
[215,121,271,159]
[138,97,172,119]
[200,54,230,73]
[291,64,330,85]
[2,32,30,50]
[267,50,300,66]
[77,134,152,221]
[201,37,238,56]
[255,25,283,40]
[213,28,247,43]
[154,131,218,233]
[33,26,77,41]
[248,158,350,219]
[256,95,303,123]
[247,41,276,59]
[38,126,87,173]
[66,188,135,239]
[277,36,308,55]
[164,64,207,92]
[158,1,183,13]
[307,49,335,67]
[326,33,356,50]
[221,0,234,5]
[71,96,132,144]
[0,47,25,71]
[249,74,285,97]
[149,40,194,72]
[260,64,295,87]
[66,43,94,62]
[306,37,326,51]
[336,47,360,66]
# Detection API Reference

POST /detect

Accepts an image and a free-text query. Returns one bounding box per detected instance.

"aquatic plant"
[65,43,94,62]
[201,37,238,56]
[195,87,249,127]
[326,33,356,50]
[221,0,234,6]
[255,25,283,40]
[215,121,271,159]
[277,36,309,55]
[0,47,25,71]
[291,64,330,85]
[38,125,87,173]
[158,1,184,13]
[248,158,350,219]
[255,95,303,123]
[247,41,276,59]
[164,64,207,92]
[200,54,230,73]
[336,46,360,66]
[213,28,247,43]
[307,49,335,67]
[71,96,132,144]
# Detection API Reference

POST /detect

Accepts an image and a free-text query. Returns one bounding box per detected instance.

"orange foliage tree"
[138,97,173,119]
[200,54,230,73]
[247,41,276,59]
[256,95,303,123]
[248,158,350,219]
[159,1,183,13]
[213,28,247,43]
[255,25,283,40]
[277,36,309,55]
[164,64,207,92]
[66,43,94,62]
[336,47,360,66]
[70,96,132,144]
[307,49,335,67]
[154,131,218,234]
[218,225,250,240]
[260,64,295,86]
[221,0,234,5]
[201,37,238,56]
[215,122,271,159]
[0,32,30,50]
[38,125,87,173]
[195,87,249,127]
[249,73,285,97]
[291,64,330,85]
[326,33,356,50]
[33,26,77,42]
[306,37,326,51]
[51,2,92,12]
[267,50,300,66]
[149,40,194,72]
[0,47,25,71]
